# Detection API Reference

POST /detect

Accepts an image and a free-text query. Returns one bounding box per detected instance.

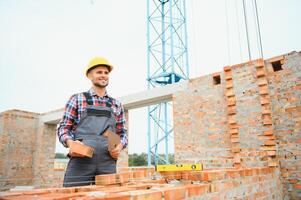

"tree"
[55,153,68,159]
[128,153,175,166]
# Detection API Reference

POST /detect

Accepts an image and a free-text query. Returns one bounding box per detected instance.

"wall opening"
[213,75,221,85]
[271,60,283,71]
[128,104,175,166]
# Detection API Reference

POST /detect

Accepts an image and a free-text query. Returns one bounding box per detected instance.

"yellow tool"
[155,164,203,172]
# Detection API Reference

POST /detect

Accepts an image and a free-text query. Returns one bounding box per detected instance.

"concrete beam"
[40,109,64,125]
[40,81,188,124]
[119,81,188,110]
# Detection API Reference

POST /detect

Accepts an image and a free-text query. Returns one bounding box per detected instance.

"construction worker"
[56,57,128,187]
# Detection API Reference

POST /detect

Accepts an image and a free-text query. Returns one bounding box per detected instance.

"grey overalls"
[63,92,118,187]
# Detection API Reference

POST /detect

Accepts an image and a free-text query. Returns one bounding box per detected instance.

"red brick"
[262,109,271,114]
[227,100,236,106]
[263,130,273,136]
[224,70,233,80]
[228,115,236,124]
[268,55,284,63]
[226,80,233,88]
[233,156,241,164]
[263,118,273,125]
[231,147,241,153]
[226,170,239,178]
[185,184,209,197]
[227,95,236,102]
[223,66,232,71]
[259,85,269,95]
[229,128,239,134]
[226,88,235,97]
[142,179,166,185]
[98,193,130,200]
[117,172,130,184]
[188,171,202,181]
[265,140,276,146]
[289,179,298,184]
[95,174,117,185]
[160,171,181,180]
[257,78,268,86]
[228,124,240,129]
[231,137,239,143]
[163,186,186,200]
[256,68,266,77]
[120,190,162,200]
[260,96,270,105]
[261,145,276,151]
[198,172,209,182]
[285,105,301,112]
[227,106,236,115]
[267,151,276,156]
[294,184,301,189]
[69,141,94,158]
[132,170,146,180]
[255,59,265,67]
[268,161,278,167]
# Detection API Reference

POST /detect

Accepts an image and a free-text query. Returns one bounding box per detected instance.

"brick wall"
[173,51,301,199]
[0,110,39,190]
[0,109,129,190]
[267,52,301,199]
[173,75,232,169]
[32,122,57,188]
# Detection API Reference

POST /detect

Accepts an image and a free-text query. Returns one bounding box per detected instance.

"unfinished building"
[0,51,300,199]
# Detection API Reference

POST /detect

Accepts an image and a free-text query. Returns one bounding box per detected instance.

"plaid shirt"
[57,88,128,148]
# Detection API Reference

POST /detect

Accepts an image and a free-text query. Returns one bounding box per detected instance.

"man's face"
[87,66,110,88]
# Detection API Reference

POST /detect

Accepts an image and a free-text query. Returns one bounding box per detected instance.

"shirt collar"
[88,88,110,98]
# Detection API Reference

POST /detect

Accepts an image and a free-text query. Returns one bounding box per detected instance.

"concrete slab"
[40,81,188,124]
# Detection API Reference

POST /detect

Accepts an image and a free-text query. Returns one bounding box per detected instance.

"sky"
[0,0,300,154]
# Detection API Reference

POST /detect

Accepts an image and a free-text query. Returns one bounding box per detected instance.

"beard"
[94,82,108,88]
[93,80,108,88]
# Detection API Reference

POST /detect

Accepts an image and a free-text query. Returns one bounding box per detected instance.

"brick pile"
[0,166,282,200]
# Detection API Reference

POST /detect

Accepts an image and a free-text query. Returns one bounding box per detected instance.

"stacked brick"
[0,166,283,200]
[96,167,156,185]
[255,59,278,167]
[223,66,241,168]
[164,167,283,199]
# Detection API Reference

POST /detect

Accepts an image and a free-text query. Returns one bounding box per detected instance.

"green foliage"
[129,153,147,166]
[55,152,175,166]
[55,153,68,159]
[129,153,175,166]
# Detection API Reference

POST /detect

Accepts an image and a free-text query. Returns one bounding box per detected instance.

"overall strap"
[105,97,113,108]
[83,92,93,106]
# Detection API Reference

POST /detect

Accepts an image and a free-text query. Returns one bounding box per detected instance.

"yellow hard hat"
[85,56,113,76]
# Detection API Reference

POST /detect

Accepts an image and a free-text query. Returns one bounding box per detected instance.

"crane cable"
[252,0,264,58]
[242,0,252,61]
[235,0,243,63]
[225,0,231,66]
[190,0,198,78]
